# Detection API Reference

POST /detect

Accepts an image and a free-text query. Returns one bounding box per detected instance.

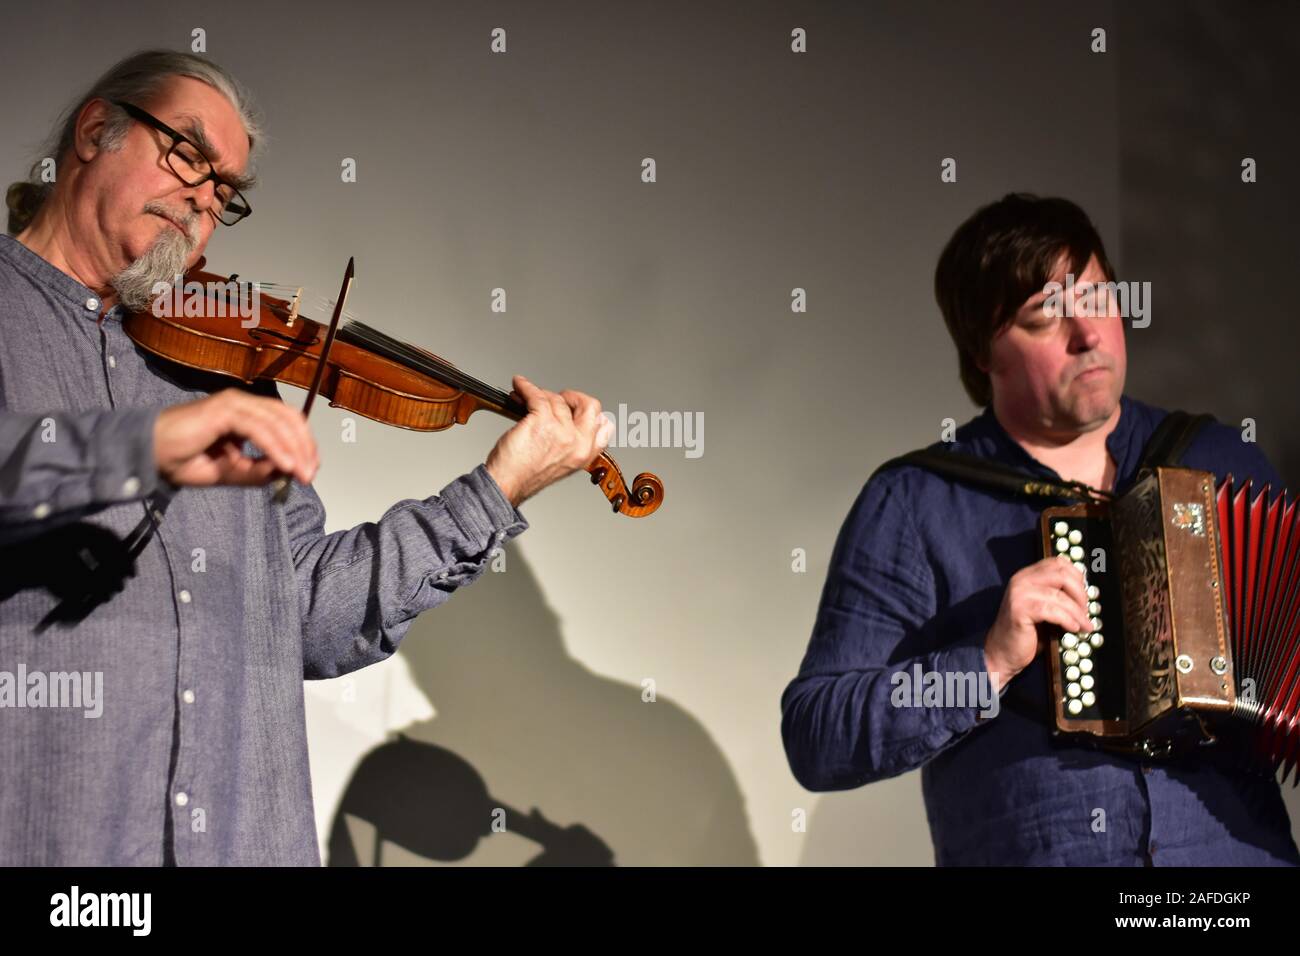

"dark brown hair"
[934,192,1116,406]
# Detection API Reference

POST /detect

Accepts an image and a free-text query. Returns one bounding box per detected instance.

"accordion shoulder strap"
[1137,410,1217,470]
[872,408,1217,502]
[871,449,1099,502]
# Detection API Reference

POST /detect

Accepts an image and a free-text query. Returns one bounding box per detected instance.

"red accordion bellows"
[1216,477,1300,782]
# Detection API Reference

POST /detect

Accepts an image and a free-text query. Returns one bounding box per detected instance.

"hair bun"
[6,181,48,235]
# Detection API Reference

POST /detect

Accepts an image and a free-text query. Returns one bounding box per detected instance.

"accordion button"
[1061,634,1079,649]
[1063,650,1080,665]
[1081,690,1096,707]
[1056,538,1070,553]
[1077,642,1092,658]
[1069,546,1084,561]
[1067,698,1084,715]
[1066,665,1081,681]
[1086,585,1100,600]
[1080,674,1095,690]
[1073,561,1087,575]
[1068,529,1083,545]
[1079,658,1093,673]
[1066,682,1082,698]
[1054,521,1069,536]
[1090,617,1103,632]
[1088,601,1101,615]
[1090,633,1104,648]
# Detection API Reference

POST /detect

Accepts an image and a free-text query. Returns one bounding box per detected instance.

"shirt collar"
[0,234,121,319]
[959,394,1142,489]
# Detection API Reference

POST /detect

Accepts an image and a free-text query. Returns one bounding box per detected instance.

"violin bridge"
[286,287,303,327]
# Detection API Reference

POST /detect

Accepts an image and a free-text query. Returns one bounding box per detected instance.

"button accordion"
[1040,466,1300,781]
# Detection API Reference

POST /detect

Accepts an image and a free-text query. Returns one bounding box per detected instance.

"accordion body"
[1040,467,1300,781]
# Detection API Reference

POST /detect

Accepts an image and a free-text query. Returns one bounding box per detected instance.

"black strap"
[1137,410,1216,470]
[871,448,1106,502]
[873,409,1215,503]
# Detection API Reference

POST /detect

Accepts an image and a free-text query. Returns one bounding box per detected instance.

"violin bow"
[271,256,354,504]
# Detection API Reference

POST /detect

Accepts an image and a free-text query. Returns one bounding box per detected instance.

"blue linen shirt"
[0,234,528,865]
[782,394,1300,866]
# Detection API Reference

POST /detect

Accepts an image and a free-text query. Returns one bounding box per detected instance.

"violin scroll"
[587,452,663,518]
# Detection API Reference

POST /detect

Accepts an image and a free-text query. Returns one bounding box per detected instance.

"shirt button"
[85,297,99,311]
[107,355,117,369]
[122,476,140,495]
[178,589,192,604]
[181,689,196,704]
[32,502,51,520]
[175,792,189,807]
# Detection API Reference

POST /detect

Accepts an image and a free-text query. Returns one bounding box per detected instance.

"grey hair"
[6,48,264,235]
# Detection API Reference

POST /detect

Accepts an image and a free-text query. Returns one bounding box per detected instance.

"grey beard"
[110,206,197,312]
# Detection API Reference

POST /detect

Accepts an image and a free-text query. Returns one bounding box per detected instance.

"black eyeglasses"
[110,99,252,226]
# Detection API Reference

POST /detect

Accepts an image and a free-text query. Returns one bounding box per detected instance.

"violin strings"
[333,320,464,387]
[336,320,524,416]
[341,321,517,411]
[247,281,526,416]
[258,288,362,323]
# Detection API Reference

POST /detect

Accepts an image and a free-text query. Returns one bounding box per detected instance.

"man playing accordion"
[782,193,1298,866]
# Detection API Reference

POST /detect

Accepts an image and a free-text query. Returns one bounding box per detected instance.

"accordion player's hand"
[984,555,1092,693]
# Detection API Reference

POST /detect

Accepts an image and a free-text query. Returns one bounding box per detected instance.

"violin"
[122,260,663,517]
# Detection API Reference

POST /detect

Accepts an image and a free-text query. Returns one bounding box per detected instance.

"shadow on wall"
[326,551,759,866]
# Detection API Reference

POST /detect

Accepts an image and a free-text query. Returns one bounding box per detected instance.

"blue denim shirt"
[782,394,1300,865]
[0,235,528,865]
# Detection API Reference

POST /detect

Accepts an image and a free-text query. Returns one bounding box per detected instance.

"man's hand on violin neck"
[485,376,613,508]
[153,388,319,488]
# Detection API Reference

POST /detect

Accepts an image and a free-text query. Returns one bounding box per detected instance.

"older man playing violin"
[0,49,610,865]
